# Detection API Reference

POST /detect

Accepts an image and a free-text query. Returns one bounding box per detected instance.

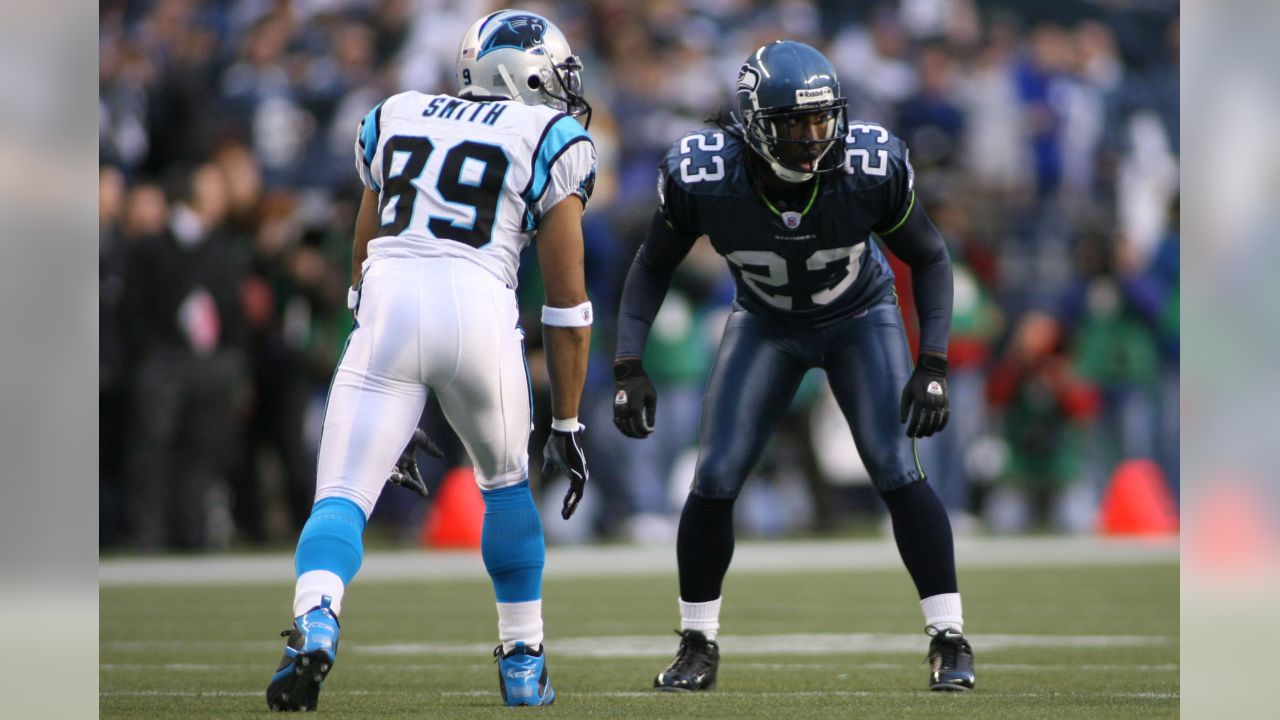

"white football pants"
[314,257,532,516]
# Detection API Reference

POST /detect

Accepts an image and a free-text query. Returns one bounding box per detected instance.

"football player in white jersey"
[267,10,595,710]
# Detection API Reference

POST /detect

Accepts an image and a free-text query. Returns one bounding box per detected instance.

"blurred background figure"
[984,310,1099,533]
[120,163,247,551]
[99,0,1180,551]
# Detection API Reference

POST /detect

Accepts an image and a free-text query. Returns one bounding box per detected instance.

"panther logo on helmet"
[457,10,592,127]
[479,15,548,58]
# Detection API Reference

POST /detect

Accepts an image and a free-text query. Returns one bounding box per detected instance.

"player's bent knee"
[313,484,377,518]
[872,469,926,494]
[692,462,747,500]
[295,497,367,583]
[475,468,529,493]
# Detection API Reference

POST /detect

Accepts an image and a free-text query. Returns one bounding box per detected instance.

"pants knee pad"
[480,481,544,603]
[295,497,367,584]
[691,461,746,500]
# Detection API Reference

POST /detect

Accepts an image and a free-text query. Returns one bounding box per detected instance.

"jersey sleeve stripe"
[534,136,592,202]
[521,114,590,204]
[519,112,568,198]
[876,189,916,236]
[360,101,384,168]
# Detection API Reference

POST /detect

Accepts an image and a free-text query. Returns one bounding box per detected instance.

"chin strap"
[768,160,815,183]
[496,63,523,102]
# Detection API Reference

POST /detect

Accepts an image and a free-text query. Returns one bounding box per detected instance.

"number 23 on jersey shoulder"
[678,132,726,184]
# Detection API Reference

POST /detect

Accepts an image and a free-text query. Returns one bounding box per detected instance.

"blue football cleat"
[266,596,340,711]
[494,642,555,706]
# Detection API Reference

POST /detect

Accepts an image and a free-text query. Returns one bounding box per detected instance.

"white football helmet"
[456,9,591,127]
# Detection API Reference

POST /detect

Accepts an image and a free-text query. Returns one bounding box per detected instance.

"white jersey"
[353,91,596,288]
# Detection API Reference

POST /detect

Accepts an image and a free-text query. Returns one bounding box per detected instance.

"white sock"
[679,597,722,641]
[294,570,345,618]
[497,599,544,653]
[920,592,964,633]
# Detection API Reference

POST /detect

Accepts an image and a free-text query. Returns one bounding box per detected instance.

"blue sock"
[481,481,545,603]
[295,497,367,583]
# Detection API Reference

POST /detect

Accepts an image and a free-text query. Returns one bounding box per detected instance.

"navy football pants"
[692,300,922,499]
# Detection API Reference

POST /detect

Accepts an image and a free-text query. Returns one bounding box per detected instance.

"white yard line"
[438,689,1180,699]
[101,689,1179,699]
[102,631,1174,657]
[353,633,1175,657]
[100,661,1178,673]
[100,536,1177,586]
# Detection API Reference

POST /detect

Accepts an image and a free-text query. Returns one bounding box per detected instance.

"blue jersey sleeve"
[353,100,385,192]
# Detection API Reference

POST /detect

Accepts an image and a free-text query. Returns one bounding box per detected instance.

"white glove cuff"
[542,301,593,327]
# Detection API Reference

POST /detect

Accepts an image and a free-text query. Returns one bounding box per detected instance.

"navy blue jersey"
[658,122,916,326]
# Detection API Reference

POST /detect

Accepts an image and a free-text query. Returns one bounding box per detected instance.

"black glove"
[612,357,657,438]
[900,354,950,438]
[388,428,444,497]
[543,424,589,519]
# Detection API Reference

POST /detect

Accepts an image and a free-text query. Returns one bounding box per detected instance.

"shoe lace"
[934,639,958,669]
[926,630,967,670]
[669,630,714,675]
[493,644,542,662]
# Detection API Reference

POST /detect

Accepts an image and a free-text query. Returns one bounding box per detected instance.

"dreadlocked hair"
[706,107,745,138]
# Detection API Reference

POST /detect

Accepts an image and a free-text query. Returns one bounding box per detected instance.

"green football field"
[101,540,1178,718]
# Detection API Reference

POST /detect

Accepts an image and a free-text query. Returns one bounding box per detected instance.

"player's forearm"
[911,246,954,356]
[351,188,380,287]
[616,248,676,359]
[616,212,694,358]
[535,195,592,421]
[543,325,590,421]
[883,206,954,355]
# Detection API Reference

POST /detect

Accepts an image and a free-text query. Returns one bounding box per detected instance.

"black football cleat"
[654,629,719,691]
[926,627,976,691]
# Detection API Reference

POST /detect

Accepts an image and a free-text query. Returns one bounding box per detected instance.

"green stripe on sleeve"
[878,190,916,236]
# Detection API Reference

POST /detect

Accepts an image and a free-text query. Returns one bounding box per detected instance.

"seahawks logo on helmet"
[479,15,548,58]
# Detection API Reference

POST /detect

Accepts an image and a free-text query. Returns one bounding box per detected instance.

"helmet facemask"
[744,101,847,183]
[540,55,592,129]
[735,41,849,184]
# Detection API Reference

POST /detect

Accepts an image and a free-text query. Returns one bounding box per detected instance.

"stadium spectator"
[121,163,248,551]
[1059,230,1165,511]
[985,311,1100,533]
[98,0,1180,548]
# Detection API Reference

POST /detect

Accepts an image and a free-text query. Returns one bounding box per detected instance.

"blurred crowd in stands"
[99,0,1179,551]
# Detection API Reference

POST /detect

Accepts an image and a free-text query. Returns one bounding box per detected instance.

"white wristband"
[347,286,359,310]
[551,417,580,432]
[542,301,593,327]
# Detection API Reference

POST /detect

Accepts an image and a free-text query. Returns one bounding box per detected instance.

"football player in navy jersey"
[613,41,975,693]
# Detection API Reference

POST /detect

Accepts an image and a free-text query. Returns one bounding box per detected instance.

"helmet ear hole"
[526,74,541,90]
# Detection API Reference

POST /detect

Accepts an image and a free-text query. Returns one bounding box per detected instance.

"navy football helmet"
[736,41,847,183]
